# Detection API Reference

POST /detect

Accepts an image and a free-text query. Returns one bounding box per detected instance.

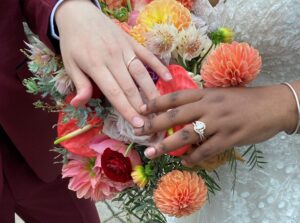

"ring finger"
[144,119,215,159]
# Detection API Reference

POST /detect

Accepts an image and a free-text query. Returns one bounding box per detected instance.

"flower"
[201,42,262,88]
[131,164,152,188]
[137,0,191,31]
[176,0,195,10]
[102,108,165,146]
[177,25,211,61]
[154,170,207,217]
[156,64,198,95]
[62,154,134,201]
[90,137,142,182]
[101,148,132,182]
[210,27,235,45]
[51,68,74,95]
[56,107,103,157]
[128,10,139,26]
[62,155,100,200]
[130,24,148,44]
[144,24,178,60]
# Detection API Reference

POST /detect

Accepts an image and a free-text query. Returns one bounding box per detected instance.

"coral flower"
[137,0,191,31]
[154,170,207,217]
[201,42,262,88]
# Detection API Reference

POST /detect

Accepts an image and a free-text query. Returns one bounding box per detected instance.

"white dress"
[166,0,300,222]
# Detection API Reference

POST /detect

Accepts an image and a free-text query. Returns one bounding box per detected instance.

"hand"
[135,84,298,166]
[55,0,171,127]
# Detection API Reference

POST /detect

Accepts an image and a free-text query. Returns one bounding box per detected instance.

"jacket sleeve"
[20,0,58,50]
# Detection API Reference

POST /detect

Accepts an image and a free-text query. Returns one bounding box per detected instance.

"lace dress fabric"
[166,0,300,222]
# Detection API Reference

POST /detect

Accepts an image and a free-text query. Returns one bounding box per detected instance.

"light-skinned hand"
[55,0,172,128]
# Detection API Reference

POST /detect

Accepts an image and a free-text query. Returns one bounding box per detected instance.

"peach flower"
[153,170,207,217]
[201,42,262,88]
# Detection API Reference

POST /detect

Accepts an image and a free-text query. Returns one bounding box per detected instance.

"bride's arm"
[134,81,300,165]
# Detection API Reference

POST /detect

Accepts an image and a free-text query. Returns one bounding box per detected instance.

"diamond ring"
[193,121,206,141]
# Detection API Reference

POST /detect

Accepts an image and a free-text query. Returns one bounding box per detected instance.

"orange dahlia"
[201,42,262,88]
[137,0,191,31]
[130,24,148,44]
[154,170,207,217]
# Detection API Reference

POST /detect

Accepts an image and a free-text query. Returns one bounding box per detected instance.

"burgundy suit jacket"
[0,0,61,184]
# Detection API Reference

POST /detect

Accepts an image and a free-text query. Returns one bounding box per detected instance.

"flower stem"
[54,124,93,145]
[124,142,134,157]
[127,0,132,12]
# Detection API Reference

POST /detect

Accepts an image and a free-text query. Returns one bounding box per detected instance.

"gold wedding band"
[126,56,138,69]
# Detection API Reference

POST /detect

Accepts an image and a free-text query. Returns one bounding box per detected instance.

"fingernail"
[144,147,156,158]
[140,104,147,113]
[164,73,173,81]
[132,117,144,128]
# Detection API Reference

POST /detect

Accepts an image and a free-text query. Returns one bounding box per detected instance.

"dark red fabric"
[0,128,100,223]
[0,0,60,184]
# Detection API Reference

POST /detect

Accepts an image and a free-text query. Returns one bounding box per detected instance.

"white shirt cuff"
[50,0,101,40]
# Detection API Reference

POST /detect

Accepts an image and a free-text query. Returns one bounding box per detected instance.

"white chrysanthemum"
[51,69,74,95]
[144,24,178,62]
[176,25,211,61]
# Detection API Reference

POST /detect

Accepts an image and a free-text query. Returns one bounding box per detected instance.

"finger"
[130,38,172,81]
[144,125,199,159]
[127,57,160,100]
[89,66,145,127]
[182,135,227,166]
[65,62,93,107]
[140,89,203,114]
[108,57,144,111]
[135,100,203,135]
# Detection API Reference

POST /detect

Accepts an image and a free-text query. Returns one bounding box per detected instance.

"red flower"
[101,148,133,183]
[57,95,103,157]
[156,65,198,156]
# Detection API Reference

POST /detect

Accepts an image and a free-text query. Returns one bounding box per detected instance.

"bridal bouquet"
[22,0,264,222]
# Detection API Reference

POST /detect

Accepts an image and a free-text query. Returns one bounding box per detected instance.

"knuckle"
[167,108,179,121]
[106,87,122,97]
[147,99,157,112]
[124,86,138,97]
[106,45,119,57]
[180,128,192,142]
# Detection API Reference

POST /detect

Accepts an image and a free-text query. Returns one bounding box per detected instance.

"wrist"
[55,0,97,32]
[279,81,300,134]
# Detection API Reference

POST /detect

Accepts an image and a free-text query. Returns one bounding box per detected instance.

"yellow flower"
[219,27,235,43]
[137,0,191,31]
[131,165,152,188]
[210,27,235,45]
[130,24,148,44]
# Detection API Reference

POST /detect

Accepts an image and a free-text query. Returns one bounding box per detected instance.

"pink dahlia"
[201,42,262,88]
